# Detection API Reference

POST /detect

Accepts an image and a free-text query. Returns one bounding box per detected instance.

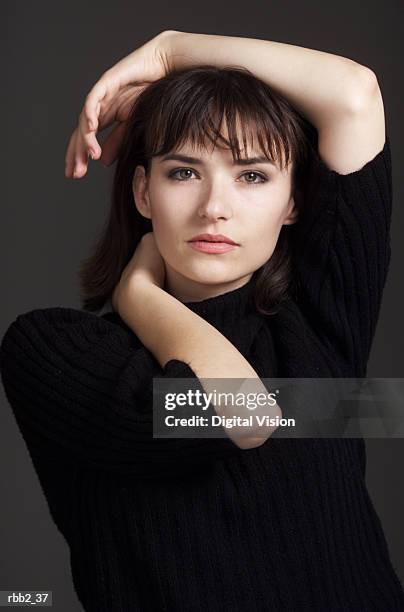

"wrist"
[157,30,186,73]
[114,274,155,316]
[163,30,205,72]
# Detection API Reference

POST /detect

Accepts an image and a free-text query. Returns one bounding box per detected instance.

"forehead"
[151,114,293,172]
[155,140,293,175]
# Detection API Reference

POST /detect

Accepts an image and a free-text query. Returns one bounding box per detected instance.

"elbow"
[234,403,283,449]
[345,64,381,113]
[233,436,268,451]
[229,402,284,450]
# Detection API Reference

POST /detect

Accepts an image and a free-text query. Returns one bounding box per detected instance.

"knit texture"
[1,135,404,611]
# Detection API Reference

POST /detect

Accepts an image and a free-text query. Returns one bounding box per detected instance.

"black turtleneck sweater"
[1,135,404,611]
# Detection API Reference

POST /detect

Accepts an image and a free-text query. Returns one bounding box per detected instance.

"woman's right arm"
[115,276,281,447]
[0,306,274,479]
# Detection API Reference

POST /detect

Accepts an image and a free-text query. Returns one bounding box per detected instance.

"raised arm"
[166,30,384,173]
[67,30,382,178]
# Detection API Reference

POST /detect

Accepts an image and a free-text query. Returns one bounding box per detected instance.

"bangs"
[80,65,317,312]
[140,65,306,172]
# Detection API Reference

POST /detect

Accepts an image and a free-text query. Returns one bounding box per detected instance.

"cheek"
[146,194,186,257]
[255,221,282,254]
[244,205,286,261]
[246,199,286,236]
[147,187,179,229]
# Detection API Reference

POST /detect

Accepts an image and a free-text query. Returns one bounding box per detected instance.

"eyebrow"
[160,153,276,166]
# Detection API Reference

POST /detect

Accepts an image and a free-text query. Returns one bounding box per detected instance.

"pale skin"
[65,30,386,449]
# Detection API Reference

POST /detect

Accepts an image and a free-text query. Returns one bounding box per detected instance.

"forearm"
[116,278,281,446]
[117,278,257,378]
[165,30,376,130]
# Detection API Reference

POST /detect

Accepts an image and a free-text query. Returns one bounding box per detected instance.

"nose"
[197,178,232,221]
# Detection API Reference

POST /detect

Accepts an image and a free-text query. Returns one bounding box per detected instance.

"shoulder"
[1,307,111,343]
[0,306,142,361]
[3,306,129,332]
[0,306,156,391]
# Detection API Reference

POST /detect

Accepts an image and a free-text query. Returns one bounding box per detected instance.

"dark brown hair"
[78,64,318,314]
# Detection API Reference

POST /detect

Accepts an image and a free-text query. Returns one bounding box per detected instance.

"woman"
[1,30,403,611]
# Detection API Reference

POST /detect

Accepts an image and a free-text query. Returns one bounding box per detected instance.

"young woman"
[1,30,403,611]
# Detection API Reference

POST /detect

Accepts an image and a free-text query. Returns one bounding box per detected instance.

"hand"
[65,30,177,179]
[112,232,166,313]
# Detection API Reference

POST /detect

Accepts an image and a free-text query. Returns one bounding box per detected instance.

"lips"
[188,241,238,254]
[189,233,238,245]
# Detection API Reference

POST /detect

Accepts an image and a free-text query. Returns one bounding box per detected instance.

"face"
[132,133,298,303]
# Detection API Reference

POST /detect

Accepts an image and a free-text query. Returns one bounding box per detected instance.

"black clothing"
[1,135,403,611]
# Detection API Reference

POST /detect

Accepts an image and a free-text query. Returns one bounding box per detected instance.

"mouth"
[188,233,239,246]
[187,240,239,254]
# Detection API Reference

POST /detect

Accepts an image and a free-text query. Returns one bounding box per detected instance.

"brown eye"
[240,171,267,184]
[168,168,198,181]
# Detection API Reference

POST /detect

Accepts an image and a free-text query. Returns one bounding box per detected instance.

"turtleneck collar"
[181,275,256,321]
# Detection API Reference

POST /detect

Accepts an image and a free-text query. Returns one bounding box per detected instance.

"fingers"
[65,102,131,178]
[83,79,107,133]
[64,127,91,179]
[64,111,101,179]
[65,75,142,179]
[78,108,101,159]
[65,80,107,179]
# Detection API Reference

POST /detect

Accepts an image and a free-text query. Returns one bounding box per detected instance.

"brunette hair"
[78,64,318,314]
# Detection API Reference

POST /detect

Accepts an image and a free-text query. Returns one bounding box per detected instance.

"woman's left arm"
[166,30,385,173]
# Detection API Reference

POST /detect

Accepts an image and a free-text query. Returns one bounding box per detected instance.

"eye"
[167,168,268,184]
[168,168,198,181]
[238,171,268,184]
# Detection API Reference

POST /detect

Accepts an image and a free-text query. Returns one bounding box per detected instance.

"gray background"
[1,1,403,610]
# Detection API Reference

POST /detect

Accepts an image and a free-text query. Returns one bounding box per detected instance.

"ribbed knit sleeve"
[0,307,242,478]
[293,134,392,376]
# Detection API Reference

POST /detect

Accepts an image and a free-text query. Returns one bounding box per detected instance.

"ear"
[283,194,299,226]
[132,165,152,220]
